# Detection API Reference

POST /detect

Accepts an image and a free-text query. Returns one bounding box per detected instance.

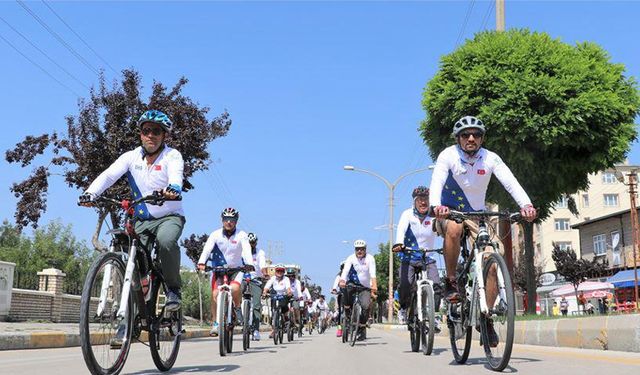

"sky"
[1,1,639,294]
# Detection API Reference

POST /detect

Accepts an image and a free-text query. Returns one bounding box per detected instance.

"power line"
[480,0,495,31]
[455,0,476,48]
[41,0,117,74]
[16,0,100,76]
[0,15,89,90]
[0,31,80,97]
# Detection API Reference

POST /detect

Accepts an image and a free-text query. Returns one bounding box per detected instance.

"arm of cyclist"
[164,149,183,200]
[394,209,411,251]
[491,156,537,221]
[338,257,352,288]
[78,152,132,206]
[369,256,377,297]
[239,233,255,271]
[196,231,217,270]
[262,276,274,296]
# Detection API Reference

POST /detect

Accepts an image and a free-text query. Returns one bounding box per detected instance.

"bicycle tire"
[226,318,234,353]
[341,313,349,344]
[479,252,515,372]
[148,279,182,372]
[421,285,435,356]
[273,310,280,346]
[242,299,251,351]
[409,298,420,352]
[448,300,472,364]
[218,292,228,357]
[349,304,361,347]
[278,318,284,344]
[80,252,131,375]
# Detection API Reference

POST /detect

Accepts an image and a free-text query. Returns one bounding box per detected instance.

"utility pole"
[627,172,640,309]
[496,0,505,31]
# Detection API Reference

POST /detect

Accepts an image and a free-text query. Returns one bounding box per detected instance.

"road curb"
[0,326,271,351]
[372,313,640,353]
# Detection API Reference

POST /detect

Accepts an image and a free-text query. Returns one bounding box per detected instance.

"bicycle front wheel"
[273,310,280,346]
[80,252,131,375]
[149,279,182,372]
[421,285,436,355]
[448,300,472,364]
[242,300,251,351]
[349,304,361,347]
[218,293,228,357]
[409,299,420,352]
[480,252,515,372]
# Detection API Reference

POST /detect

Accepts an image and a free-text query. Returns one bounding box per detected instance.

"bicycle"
[240,274,254,351]
[270,294,287,345]
[79,193,183,375]
[396,247,443,355]
[286,299,296,342]
[318,308,328,334]
[343,283,371,347]
[204,265,250,356]
[445,210,521,372]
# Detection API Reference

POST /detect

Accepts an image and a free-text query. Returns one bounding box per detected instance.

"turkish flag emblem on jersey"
[154,165,162,171]
[424,220,431,226]
[477,169,486,175]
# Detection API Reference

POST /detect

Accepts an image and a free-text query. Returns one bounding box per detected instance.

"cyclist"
[79,110,184,312]
[312,295,330,331]
[300,282,312,333]
[339,239,377,341]
[392,186,442,332]
[262,264,292,339]
[287,269,303,333]
[246,233,267,341]
[429,115,537,346]
[331,261,345,337]
[197,208,254,336]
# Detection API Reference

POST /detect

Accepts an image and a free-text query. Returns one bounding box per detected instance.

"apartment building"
[513,164,637,272]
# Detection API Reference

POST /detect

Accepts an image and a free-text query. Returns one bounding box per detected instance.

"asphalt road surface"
[1,327,638,374]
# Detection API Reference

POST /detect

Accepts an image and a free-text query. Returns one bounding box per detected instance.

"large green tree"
[421,29,640,313]
[5,69,231,248]
[373,242,400,305]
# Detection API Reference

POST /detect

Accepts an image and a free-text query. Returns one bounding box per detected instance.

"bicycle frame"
[416,270,434,322]
[215,270,234,327]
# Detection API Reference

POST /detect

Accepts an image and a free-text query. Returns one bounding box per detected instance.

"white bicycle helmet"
[354,239,367,248]
[452,116,485,137]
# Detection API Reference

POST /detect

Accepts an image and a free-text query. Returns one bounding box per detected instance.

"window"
[554,219,570,231]
[582,194,589,208]
[602,172,617,184]
[604,194,619,207]
[555,241,572,251]
[593,234,606,256]
[555,195,568,209]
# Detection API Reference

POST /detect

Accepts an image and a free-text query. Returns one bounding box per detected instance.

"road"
[1,327,638,374]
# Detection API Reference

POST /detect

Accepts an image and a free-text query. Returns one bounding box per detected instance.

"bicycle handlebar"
[203,265,253,273]
[393,247,444,254]
[447,210,522,224]
[81,191,182,210]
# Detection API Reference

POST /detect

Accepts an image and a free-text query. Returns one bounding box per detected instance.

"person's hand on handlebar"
[339,280,346,288]
[197,263,206,272]
[392,243,404,253]
[433,205,450,219]
[520,204,537,222]
[78,192,96,207]
[162,184,181,200]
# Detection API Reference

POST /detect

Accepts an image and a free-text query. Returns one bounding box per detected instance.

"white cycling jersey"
[197,228,253,268]
[301,288,312,304]
[249,248,266,279]
[395,208,437,263]
[264,275,291,296]
[289,278,302,300]
[340,253,376,288]
[332,275,341,291]
[86,146,184,220]
[429,145,531,212]
[313,299,328,311]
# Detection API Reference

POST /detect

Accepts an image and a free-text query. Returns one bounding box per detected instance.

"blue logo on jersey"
[441,171,474,212]
[210,244,227,267]
[401,227,422,263]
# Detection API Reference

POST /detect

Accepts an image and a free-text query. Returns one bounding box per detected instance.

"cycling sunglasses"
[459,131,484,139]
[141,127,164,136]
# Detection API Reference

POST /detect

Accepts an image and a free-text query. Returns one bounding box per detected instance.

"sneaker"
[110,323,127,349]
[165,288,181,312]
[209,322,219,337]
[434,316,442,334]
[444,279,460,302]
[485,320,499,348]
[398,309,407,324]
[253,330,261,341]
[234,307,243,325]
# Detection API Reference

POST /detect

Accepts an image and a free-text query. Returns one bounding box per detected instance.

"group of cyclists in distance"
[77,109,537,372]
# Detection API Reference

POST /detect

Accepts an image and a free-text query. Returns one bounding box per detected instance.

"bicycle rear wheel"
[479,252,515,372]
[218,293,228,357]
[349,304,361,347]
[80,252,131,375]
[149,279,182,372]
[421,285,435,356]
[448,300,472,364]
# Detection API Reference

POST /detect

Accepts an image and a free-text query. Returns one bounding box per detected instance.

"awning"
[551,281,614,297]
[607,269,640,288]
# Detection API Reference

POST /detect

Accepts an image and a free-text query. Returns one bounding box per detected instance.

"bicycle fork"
[416,272,433,322]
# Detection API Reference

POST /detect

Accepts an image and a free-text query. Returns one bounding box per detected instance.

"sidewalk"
[372,312,640,353]
[0,321,271,351]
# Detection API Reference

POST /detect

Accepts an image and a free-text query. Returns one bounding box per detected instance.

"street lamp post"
[616,170,640,309]
[343,165,434,323]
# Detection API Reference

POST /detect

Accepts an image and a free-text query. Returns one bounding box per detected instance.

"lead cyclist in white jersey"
[429,115,537,347]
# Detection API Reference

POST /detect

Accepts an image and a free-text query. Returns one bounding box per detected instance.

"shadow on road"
[447,355,540,372]
[127,364,241,374]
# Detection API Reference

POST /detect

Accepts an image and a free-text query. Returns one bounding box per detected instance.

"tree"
[421,29,640,313]
[513,244,544,293]
[5,69,231,247]
[180,233,209,324]
[373,242,400,305]
[552,245,609,309]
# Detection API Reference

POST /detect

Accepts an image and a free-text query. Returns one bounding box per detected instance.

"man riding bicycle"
[197,207,255,336]
[262,264,292,339]
[429,115,536,346]
[245,233,267,341]
[331,261,345,337]
[79,110,185,312]
[312,295,331,331]
[339,239,377,341]
[287,269,303,333]
[392,186,442,332]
